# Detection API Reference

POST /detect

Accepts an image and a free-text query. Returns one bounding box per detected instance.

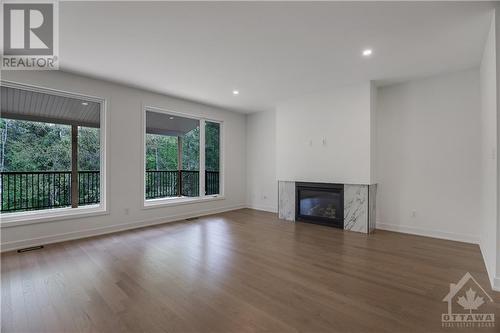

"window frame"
[141,105,224,209]
[0,80,109,227]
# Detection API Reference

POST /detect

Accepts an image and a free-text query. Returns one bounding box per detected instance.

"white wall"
[276,82,375,184]
[376,69,482,244]
[479,12,498,289]
[246,82,376,213]
[495,7,500,288]
[0,70,247,251]
[246,111,277,212]
[370,82,378,184]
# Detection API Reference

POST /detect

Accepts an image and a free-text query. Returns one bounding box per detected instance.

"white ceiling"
[60,1,495,113]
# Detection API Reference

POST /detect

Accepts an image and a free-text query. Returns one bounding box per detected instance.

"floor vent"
[17,245,44,253]
[185,217,199,221]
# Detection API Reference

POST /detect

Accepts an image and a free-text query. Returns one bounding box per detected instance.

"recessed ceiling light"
[169,116,174,120]
[362,49,373,57]
[232,90,239,95]
[81,102,89,106]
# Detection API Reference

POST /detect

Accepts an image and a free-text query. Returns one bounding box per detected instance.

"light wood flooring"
[1,209,499,332]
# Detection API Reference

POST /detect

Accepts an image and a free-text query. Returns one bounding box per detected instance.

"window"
[0,82,106,221]
[205,121,220,195]
[144,108,222,205]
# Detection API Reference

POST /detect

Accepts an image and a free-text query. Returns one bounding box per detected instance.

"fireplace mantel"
[278,181,377,234]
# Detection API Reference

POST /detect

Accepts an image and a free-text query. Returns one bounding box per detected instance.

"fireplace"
[295,182,344,228]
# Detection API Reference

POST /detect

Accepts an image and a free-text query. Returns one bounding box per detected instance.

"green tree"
[205,122,220,171]
[0,119,102,212]
[79,127,100,171]
[146,134,178,171]
[0,119,101,172]
[144,124,219,172]
[182,127,199,171]
[0,119,71,171]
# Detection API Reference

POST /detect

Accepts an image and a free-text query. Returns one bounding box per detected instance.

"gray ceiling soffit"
[145,110,199,136]
[1,86,100,128]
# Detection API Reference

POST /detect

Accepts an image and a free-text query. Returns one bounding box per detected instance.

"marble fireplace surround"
[278,181,377,234]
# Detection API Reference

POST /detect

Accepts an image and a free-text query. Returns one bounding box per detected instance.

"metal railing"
[145,170,219,199]
[1,169,218,212]
[0,171,100,212]
[205,170,219,195]
[145,170,179,199]
[78,171,101,206]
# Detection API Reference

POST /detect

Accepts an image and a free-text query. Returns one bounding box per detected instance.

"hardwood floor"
[1,208,499,332]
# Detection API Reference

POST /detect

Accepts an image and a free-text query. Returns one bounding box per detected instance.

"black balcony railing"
[145,170,219,199]
[1,170,219,213]
[78,171,101,206]
[145,170,179,199]
[205,171,219,195]
[180,170,200,197]
[0,171,100,213]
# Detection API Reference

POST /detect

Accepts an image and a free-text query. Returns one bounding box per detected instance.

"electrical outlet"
[411,210,416,218]
[124,208,130,215]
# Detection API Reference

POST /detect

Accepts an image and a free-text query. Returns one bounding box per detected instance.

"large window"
[144,109,222,204]
[0,83,106,219]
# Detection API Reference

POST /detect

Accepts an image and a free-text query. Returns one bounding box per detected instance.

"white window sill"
[143,195,224,209]
[0,205,108,228]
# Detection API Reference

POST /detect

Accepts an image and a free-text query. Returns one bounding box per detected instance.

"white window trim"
[0,80,109,228]
[141,106,224,209]
[143,195,225,209]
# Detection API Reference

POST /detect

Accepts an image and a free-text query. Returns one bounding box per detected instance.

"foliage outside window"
[0,119,101,213]
[146,134,178,171]
[205,121,220,195]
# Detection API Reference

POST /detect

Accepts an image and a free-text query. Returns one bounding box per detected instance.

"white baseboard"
[246,204,278,213]
[493,277,500,292]
[1,204,246,252]
[376,222,479,244]
[479,240,498,291]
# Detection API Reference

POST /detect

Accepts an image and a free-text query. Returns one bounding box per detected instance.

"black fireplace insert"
[295,182,344,228]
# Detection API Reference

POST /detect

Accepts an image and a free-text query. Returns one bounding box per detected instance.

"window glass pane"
[78,126,101,206]
[182,127,199,171]
[145,110,200,199]
[1,119,71,172]
[78,127,100,171]
[0,85,102,213]
[146,134,178,171]
[205,121,220,195]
